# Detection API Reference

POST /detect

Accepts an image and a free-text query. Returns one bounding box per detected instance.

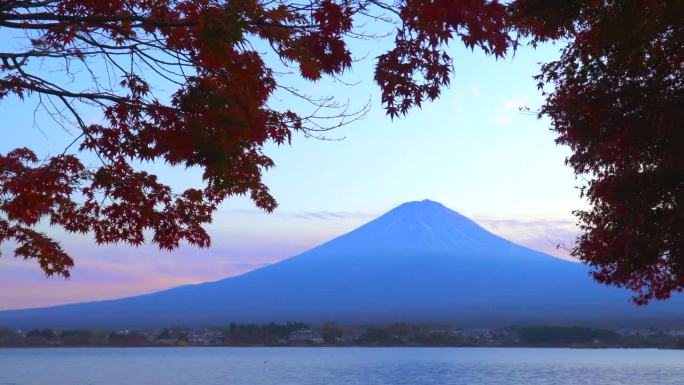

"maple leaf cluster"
[511,0,684,304]
[0,0,360,277]
[375,0,509,117]
[0,1,682,304]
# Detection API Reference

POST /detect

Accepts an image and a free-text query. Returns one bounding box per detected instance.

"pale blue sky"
[0,30,585,309]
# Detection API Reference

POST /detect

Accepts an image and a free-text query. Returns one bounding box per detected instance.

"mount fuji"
[1,200,682,329]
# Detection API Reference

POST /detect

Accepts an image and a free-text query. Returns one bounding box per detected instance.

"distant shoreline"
[1,345,682,350]
[3,324,683,350]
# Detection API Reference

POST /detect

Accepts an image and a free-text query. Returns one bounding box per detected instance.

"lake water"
[1,347,683,385]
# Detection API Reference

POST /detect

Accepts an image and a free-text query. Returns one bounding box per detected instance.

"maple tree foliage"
[510,0,684,304]
[0,0,509,278]
[0,1,681,304]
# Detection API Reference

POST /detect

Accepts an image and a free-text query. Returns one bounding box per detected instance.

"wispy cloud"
[493,97,529,125]
[452,87,479,113]
[0,250,277,310]
[500,97,528,111]
[221,208,375,221]
[452,91,464,112]
[494,115,512,125]
[475,217,579,261]
[290,211,374,220]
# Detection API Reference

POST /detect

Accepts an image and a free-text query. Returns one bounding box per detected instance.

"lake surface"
[1,347,683,385]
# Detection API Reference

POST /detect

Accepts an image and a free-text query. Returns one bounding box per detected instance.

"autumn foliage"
[514,0,684,304]
[0,1,681,304]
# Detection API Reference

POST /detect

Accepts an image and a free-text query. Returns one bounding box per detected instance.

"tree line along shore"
[2,323,684,349]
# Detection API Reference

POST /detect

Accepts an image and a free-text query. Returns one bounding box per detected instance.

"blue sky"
[0,29,586,310]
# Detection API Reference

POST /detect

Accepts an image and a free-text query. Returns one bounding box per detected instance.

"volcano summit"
[1,200,681,329]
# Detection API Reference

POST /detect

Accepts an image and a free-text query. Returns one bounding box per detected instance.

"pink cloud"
[475,217,579,261]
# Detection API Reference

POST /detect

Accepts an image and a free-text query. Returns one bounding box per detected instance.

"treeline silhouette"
[1,324,683,349]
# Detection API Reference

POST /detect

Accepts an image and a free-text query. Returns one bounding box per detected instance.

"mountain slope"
[1,200,681,329]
